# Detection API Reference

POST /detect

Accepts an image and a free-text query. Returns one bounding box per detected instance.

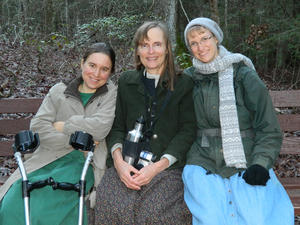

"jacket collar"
[126,69,170,96]
[64,76,108,102]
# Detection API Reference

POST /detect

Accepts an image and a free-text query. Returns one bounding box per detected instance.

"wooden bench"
[269,90,300,216]
[0,98,43,156]
[0,91,300,215]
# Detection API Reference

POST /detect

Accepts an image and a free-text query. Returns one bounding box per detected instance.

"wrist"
[112,148,123,162]
[153,158,169,173]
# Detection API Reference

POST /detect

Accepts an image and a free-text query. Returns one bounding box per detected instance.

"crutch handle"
[52,182,80,192]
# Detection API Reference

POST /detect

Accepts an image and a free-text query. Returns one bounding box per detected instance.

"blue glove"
[242,164,270,186]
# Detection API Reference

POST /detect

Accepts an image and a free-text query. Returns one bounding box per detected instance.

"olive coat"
[184,62,282,178]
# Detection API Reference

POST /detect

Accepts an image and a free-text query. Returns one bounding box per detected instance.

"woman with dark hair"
[0,42,117,225]
[182,17,294,225]
[95,21,196,224]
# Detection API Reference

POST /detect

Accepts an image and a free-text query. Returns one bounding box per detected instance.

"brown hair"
[82,42,116,73]
[133,21,176,90]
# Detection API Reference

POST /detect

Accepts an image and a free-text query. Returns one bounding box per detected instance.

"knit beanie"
[184,17,224,50]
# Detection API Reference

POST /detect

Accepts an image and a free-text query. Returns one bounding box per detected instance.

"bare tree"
[152,0,178,51]
[224,0,228,38]
[165,0,178,51]
[209,0,220,24]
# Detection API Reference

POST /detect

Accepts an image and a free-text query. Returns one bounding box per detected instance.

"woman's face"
[137,27,167,75]
[81,52,112,93]
[187,28,219,63]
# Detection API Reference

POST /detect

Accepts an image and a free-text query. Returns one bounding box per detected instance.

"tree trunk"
[43,0,53,34]
[293,0,300,18]
[65,0,69,37]
[152,0,178,52]
[165,0,178,51]
[224,0,228,38]
[209,0,220,24]
[19,0,28,26]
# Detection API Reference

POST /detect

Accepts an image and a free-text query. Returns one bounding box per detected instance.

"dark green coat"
[106,69,197,169]
[184,63,282,178]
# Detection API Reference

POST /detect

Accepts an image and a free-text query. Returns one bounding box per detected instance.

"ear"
[80,59,84,69]
[214,37,218,45]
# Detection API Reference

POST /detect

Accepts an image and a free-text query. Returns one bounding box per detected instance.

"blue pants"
[182,165,294,225]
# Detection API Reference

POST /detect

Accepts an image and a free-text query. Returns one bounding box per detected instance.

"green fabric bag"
[0,150,94,225]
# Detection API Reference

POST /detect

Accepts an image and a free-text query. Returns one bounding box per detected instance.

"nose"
[94,68,101,77]
[97,69,110,79]
[197,43,205,51]
[148,46,154,53]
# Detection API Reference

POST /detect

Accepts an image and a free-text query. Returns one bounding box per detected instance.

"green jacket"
[184,63,282,178]
[106,69,197,169]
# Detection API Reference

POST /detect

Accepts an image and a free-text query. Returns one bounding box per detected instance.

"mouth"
[146,57,158,61]
[89,77,100,82]
[197,51,208,57]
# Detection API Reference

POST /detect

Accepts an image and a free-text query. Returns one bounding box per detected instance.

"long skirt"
[182,165,294,225]
[0,150,94,225]
[95,167,192,225]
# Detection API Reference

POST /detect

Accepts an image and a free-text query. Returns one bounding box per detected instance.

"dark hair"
[82,42,116,73]
[133,21,176,90]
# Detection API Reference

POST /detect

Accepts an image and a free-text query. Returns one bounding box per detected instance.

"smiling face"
[187,27,219,63]
[80,52,112,93]
[137,27,167,75]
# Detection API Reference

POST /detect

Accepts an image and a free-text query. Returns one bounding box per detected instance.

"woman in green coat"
[182,17,294,225]
[0,42,117,225]
[95,21,197,224]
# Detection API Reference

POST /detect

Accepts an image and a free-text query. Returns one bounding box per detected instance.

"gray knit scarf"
[193,45,255,169]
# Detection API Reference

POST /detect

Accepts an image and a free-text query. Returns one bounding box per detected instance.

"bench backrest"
[269,90,300,155]
[0,90,300,156]
[0,98,43,156]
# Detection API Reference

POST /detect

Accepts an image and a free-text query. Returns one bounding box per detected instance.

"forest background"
[0,0,300,98]
[0,0,299,222]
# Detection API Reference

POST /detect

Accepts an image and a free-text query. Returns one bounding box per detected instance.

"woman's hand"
[113,148,141,190]
[53,121,65,132]
[132,157,169,186]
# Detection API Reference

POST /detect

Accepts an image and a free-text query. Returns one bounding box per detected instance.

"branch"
[179,0,189,22]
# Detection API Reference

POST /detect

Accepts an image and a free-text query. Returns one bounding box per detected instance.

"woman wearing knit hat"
[182,17,294,225]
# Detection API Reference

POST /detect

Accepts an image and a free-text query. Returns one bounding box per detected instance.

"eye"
[102,67,110,72]
[141,43,148,49]
[190,42,198,47]
[89,63,95,68]
[154,42,162,47]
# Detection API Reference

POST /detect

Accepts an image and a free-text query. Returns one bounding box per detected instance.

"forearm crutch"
[13,130,47,225]
[52,131,95,225]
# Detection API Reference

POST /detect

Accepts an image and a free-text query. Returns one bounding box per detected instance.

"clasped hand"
[113,148,168,190]
[114,158,159,190]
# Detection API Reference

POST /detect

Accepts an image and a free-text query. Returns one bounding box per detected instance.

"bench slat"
[0,119,31,135]
[269,90,300,107]
[280,136,300,154]
[280,178,300,215]
[294,201,300,216]
[277,114,300,132]
[286,191,300,216]
[0,98,42,113]
[0,141,14,156]
[279,178,300,189]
